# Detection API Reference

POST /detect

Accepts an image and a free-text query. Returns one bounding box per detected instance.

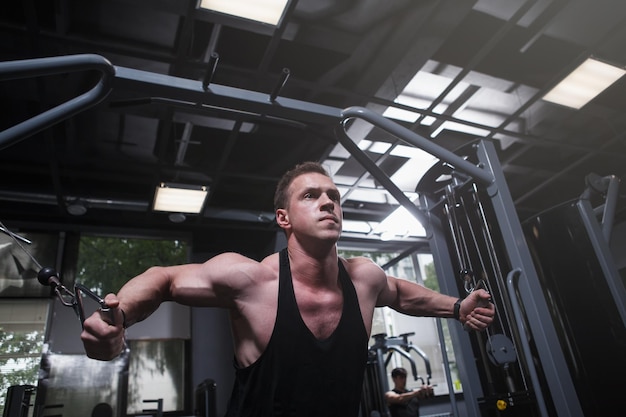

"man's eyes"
[303,192,340,200]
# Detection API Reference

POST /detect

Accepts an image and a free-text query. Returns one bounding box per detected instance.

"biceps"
[171,254,259,307]
[168,262,231,306]
[384,278,430,313]
[376,275,399,307]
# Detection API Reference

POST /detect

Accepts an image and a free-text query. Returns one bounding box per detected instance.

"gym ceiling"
[1,0,626,251]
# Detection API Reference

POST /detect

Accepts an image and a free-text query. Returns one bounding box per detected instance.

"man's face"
[277,172,343,242]
[392,374,407,389]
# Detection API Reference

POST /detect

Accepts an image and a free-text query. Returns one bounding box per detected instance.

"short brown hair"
[274,161,330,211]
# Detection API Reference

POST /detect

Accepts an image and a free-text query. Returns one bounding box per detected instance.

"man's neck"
[286,241,339,287]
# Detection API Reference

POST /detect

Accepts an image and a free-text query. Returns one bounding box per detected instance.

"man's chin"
[318,229,341,242]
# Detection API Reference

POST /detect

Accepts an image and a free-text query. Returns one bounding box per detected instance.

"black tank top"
[224,248,369,417]
[388,389,420,417]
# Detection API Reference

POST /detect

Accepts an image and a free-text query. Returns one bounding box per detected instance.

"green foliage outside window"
[0,328,44,414]
[76,236,188,295]
[423,262,439,291]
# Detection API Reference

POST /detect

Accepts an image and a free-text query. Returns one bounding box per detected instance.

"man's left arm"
[379,275,494,330]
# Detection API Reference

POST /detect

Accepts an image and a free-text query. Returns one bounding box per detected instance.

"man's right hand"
[80,293,126,361]
[417,385,434,399]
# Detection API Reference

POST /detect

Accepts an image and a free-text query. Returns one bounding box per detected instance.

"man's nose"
[320,193,335,209]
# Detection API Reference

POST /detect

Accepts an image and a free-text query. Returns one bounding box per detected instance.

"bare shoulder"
[342,255,384,271]
[341,256,387,285]
[208,251,277,270]
[198,251,279,288]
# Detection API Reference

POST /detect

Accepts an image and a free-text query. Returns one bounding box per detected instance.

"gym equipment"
[335,109,579,416]
[37,267,116,329]
[370,333,432,390]
[0,223,117,329]
[194,379,217,417]
[361,333,434,416]
[2,385,36,417]
[142,399,163,417]
[521,173,626,416]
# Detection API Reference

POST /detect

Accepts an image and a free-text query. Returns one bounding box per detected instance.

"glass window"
[39,351,127,417]
[0,299,49,416]
[126,339,189,415]
[37,234,190,416]
[76,235,189,296]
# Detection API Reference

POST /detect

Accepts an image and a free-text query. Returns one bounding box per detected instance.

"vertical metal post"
[435,318,461,417]
[419,195,484,417]
[474,140,584,417]
[577,198,626,326]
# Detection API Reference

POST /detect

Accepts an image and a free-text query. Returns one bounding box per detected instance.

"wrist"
[453,298,462,321]
[119,308,128,329]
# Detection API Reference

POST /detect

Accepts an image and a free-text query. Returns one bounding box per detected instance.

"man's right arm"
[385,387,432,405]
[80,252,259,360]
[384,389,418,405]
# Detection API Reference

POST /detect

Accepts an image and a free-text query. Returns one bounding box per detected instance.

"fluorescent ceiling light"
[543,58,626,109]
[199,0,289,26]
[153,183,208,214]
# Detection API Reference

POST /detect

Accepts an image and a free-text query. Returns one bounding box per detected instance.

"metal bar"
[418,195,484,417]
[505,269,549,417]
[270,67,290,102]
[340,106,494,186]
[435,318,460,417]
[386,346,418,380]
[600,175,620,242]
[0,54,115,149]
[202,52,220,90]
[334,124,429,228]
[576,198,626,327]
[374,345,390,394]
[113,66,342,125]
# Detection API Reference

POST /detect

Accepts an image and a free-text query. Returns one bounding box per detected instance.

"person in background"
[385,367,434,417]
[81,161,495,417]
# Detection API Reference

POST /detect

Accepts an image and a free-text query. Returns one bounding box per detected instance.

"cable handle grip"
[38,266,116,327]
[463,279,492,331]
[74,283,117,327]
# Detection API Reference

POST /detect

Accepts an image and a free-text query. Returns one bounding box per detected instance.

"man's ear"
[276,208,290,229]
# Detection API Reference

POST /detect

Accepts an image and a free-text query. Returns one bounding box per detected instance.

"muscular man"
[81,161,494,417]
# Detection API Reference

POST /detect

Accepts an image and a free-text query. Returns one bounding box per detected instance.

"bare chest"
[293,283,344,340]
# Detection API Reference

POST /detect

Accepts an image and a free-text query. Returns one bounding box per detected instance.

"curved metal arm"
[0,54,115,149]
[340,106,494,186]
[406,345,432,384]
[334,123,429,227]
[384,346,419,381]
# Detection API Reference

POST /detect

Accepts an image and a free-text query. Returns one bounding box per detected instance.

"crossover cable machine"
[0,54,607,417]
[335,107,585,417]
